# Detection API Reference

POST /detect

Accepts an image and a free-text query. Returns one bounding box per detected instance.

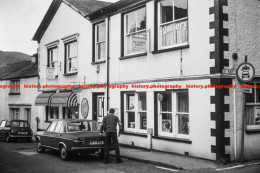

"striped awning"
[35,92,55,106]
[50,91,78,107]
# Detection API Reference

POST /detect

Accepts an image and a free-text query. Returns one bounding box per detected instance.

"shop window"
[94,22,106,62]
[246,84,260,131]
[157,90,189,138]
[124,92,147,133]
[157,0,188,50]
[46,106,59,121]
[47,46,58,76]
[10,108,19,120]
[10,80,20,94]
[124,7,146,56]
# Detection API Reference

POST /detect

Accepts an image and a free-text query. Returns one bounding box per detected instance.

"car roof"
[52,119,96,123]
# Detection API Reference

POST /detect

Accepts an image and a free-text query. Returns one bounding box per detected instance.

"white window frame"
[124,92,147,133]
[10,108,19,120]
[245,83,260,130]
[10,80,20,93]
[157,0,188,50]
[95,22,106,62]
[47,46,58,76]
[124,7,147,56]
[158,90,189,139]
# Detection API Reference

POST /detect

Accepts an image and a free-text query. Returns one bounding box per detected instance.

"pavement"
[110,145,217,171]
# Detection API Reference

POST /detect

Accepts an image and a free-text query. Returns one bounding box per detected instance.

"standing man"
[100,108,122,164]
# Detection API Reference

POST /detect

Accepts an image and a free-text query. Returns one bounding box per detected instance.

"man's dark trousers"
[104,132,121,163]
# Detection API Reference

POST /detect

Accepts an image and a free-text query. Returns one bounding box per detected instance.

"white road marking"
[18,151,38,156]
[216,161,260,171]
[156,166,179,172]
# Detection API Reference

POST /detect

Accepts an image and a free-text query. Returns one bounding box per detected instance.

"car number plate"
[90,141,104,145]
[18,132,27,135]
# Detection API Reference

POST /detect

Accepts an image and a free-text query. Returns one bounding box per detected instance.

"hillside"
[0,50,31,65]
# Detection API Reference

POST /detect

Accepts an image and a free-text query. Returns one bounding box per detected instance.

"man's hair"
[109,108,115,114]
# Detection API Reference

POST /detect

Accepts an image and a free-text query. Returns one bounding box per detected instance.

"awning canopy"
[35,92,55,106]
[51,91,78,107]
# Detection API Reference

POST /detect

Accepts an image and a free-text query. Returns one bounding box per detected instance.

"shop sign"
[236,63,255,82]
[46,67,55,79]
[242,88,252,94]
[81,98,89,119]
[163,21,187,35]
[132,36,146,52]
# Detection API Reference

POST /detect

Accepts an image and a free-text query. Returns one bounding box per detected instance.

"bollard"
[147,128,153,150]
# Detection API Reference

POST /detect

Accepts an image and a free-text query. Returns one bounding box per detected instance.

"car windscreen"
[67,121,100,132]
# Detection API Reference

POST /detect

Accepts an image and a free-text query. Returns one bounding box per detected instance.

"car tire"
[98,149,104,159]
[60,146,70,161]
[36,141,45,153]
[6,134,11,143]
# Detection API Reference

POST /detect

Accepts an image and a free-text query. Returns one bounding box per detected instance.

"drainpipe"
[106,16,110,111]
[233,78,237,161]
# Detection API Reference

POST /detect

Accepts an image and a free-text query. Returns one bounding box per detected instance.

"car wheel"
[60,146,70,161]
[98,149,104,159]
[36,141,45,153]
[6,134,11,143]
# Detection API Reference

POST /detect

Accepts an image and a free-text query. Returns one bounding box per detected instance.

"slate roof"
[0,61,38,80]
[33,0,112,42]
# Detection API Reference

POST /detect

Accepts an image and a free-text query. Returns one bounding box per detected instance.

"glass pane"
[246,88,255,103]
[52,48,58,62]
[69,42,77,58]
[139,112,147,130]
[54,121,63,132]
[71,57,78,71]
[138,93,146,111]
[127,94,135,110]
[48,121,57,132]
[161,92,172,112]
[177,92,189,112]
[137,8,146,31]
[126,12,136,34]
[174,0,188,20]
[11,121,19,127]
[256,84,260,103]
[246,105,260,125]
[177,113,189,134]
[162,113,172,132]
[161,0,173,24]
[97,42,105,60]
[127,112,135,128]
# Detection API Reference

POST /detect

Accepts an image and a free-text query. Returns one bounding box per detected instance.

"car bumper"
[9,135,32,138]
[71,146,104,151]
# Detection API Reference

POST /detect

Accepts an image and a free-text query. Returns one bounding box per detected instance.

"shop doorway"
[92,93,105,124]
[25,108,31,125]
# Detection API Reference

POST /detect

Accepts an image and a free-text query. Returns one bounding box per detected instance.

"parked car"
[35,119,110,161]
[0,120,33,142]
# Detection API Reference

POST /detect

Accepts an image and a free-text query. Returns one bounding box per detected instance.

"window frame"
[10,108,20,120]
[122,6,147,57]
[245,83,260,131]
[157,90,189,139]
[65,40,78,74]
[93,21,106,62]
[10,80,20,94]
[124,92,147,134]
[47,46,58,76]
[156,0,189,51]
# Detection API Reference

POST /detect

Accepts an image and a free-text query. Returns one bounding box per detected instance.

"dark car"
[0,120,33,142]
[35,119,109,161]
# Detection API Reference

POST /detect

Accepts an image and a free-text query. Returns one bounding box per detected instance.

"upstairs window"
[10,80,20,94]
[158,0,188,49]
[94,22,106,62]
[47,47,58,76]
[124,7,147,56]
[65,41,78,73]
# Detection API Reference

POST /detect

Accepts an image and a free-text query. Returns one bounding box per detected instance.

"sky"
[0,0,118,55]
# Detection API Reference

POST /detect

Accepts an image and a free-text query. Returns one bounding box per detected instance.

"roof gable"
[32,0,112,42]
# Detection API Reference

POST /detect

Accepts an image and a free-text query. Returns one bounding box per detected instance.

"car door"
[42,121,57,148]
[50,120,64,148]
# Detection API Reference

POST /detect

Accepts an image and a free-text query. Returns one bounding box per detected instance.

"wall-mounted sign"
[163,21,187,35]
[236,63,255,82]
[73,85,83,93]
[81,98,89,119]
[46,67,55,79]
[132,36,146,52]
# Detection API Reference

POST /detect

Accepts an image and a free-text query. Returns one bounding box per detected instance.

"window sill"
[63,72,78,76]
[152,136,192,144]
[121,131,147,137]
[91,60,106,65]
[246,126,260,134]
[119,53,147,60]
[152,45,189,54]
[9,93,21,95]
